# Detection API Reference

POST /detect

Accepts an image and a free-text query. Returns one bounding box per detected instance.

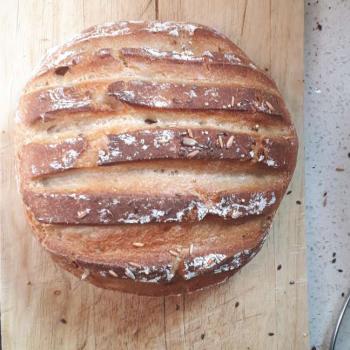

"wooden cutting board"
[0,1,307,349]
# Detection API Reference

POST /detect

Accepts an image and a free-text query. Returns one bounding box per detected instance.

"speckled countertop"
[305,1,350,349]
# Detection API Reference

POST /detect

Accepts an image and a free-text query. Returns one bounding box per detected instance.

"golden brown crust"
[51,250,257,296]
[26,47,277,97]
[37,21,247,74]
[19,81,284,126]
[51,254,237,296]
[107,80,284,113]
[23,189,281,225]
[16,21,298,296]
[20,128,296,179]
[40,215,270,295]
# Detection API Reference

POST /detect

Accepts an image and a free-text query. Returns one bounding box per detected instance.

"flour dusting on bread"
[17,20,298,296]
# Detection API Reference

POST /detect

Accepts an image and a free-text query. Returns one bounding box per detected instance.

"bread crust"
[20,128,296,179]
[51,248,258,296]
[23,189,281,225]
[16,21,298,296]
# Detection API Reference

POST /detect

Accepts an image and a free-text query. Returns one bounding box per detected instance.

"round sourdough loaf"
[16,21,298,296]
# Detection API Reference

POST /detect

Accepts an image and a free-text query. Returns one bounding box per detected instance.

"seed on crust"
[144,118,157,124]
[187,150,200,158]
[226,135,234,148]
[125,268,136,280]
[169,249,179,257]
[265,101,274,111]
[77,208,91,219]
[129,262,141,268]
[182,137,197,146]
[187,128,193,138]
[189,244,194,255]
[218,135,224,148]
[81,269,90,280]
[231,96,235,106]
[54,66,69,76]
[108,270,118,277]
[132,242,144,248]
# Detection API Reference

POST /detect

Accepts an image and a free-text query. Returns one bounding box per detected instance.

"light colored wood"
[0,1,307,349]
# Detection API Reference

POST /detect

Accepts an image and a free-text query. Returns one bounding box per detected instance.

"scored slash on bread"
[16,21,298,295]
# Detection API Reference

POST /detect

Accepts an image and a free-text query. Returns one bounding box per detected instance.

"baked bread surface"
[16,21,298,296]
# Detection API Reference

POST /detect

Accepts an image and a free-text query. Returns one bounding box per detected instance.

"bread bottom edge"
[50,249,260,296]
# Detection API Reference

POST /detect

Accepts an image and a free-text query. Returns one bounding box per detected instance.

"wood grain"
[0,0,307,349]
